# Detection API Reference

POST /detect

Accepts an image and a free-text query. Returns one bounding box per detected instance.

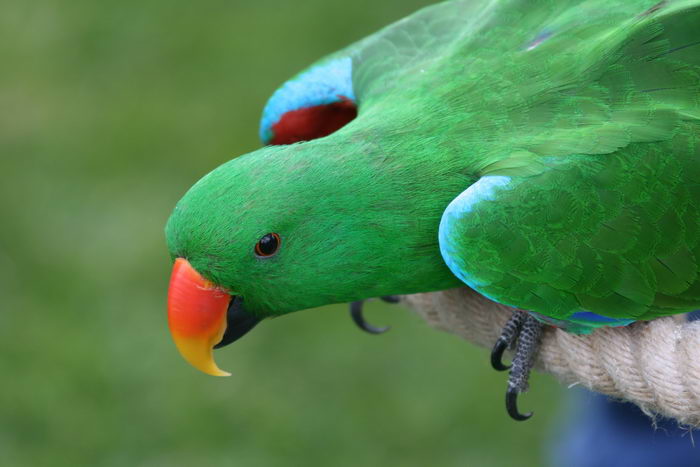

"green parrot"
[165,0,700,420]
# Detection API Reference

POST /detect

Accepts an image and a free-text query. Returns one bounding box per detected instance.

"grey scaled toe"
[491,310,543,421]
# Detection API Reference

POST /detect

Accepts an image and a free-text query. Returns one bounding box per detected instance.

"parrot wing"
[438,1,700,331]
[439,139,700,330]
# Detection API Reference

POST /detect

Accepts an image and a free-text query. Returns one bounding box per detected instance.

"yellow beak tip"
[204,367,232,377]
[185,355,232,377]
[173,336,231,377]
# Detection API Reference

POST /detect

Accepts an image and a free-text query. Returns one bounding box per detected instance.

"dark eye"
[254,233,281,258]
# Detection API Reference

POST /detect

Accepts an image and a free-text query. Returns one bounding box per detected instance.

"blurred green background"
[0,1,564,465]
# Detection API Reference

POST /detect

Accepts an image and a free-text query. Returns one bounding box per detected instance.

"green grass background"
[0,1,564,465]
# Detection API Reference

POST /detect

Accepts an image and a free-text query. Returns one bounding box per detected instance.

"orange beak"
[167,258,231,376]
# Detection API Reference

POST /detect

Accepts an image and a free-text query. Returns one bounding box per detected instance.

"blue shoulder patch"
[259,57,355,144]
[438,176,512,295]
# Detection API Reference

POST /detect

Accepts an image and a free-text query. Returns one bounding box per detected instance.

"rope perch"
[402,287,700,427]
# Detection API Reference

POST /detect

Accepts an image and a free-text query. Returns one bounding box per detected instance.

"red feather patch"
[269,96,357,145]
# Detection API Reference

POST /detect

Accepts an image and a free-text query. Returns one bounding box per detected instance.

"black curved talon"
[349,300,391,334]
[506,387,532,421]
[490,339,511,371]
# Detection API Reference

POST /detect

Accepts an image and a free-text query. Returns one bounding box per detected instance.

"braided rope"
[402,287,700,426]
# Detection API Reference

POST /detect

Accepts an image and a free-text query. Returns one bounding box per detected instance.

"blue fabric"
[550,391,700,467]
[550,311,700,467]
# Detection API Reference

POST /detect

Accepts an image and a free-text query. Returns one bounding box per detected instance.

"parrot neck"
[275,129,473,306]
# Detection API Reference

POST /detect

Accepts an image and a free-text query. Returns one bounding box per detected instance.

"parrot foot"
[349,296,398,334]
[490,311,526,371]
[497,311,543,421]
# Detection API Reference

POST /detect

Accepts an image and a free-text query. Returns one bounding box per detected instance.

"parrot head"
[164,51,469,376]
[165,135,464,376]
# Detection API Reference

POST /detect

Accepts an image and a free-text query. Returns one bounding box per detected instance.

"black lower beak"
[214,296,262,349]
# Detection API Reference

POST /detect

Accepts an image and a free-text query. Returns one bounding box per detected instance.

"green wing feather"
[350,0,503,105]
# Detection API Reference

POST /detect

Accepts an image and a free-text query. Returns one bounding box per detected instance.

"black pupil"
[258,234,278,255]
